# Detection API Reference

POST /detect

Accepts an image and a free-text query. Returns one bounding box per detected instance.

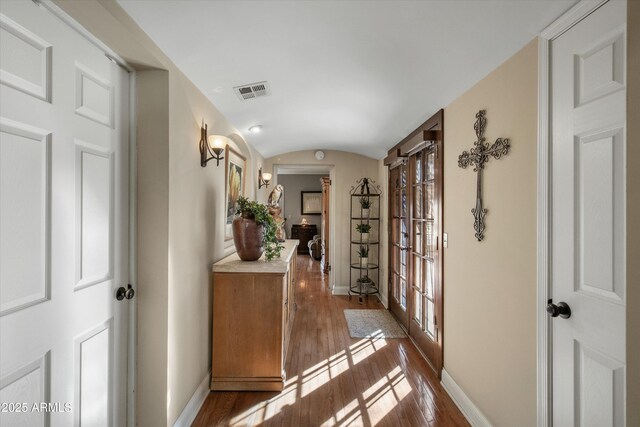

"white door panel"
[0,1,130,426]
[551,0,626,425]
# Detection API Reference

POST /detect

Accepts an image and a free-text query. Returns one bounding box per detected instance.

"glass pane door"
[388,163,409,329]
[409,144,442,373]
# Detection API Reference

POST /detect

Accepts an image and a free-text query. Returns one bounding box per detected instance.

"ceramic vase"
[232,216,265,261]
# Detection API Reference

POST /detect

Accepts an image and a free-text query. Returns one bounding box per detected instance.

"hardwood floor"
[193,256,469,427]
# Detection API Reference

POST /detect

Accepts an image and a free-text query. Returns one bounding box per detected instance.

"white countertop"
[212,240,299,274]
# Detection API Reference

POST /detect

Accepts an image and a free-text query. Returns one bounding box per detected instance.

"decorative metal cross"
[458,110,510,241]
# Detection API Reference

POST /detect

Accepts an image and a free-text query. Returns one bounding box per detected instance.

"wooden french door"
[408,141,443,374]
[388,163,410,329]
[386,110,444,375]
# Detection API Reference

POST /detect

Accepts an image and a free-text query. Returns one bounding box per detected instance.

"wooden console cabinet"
[291,224,317,254]
[210,240,298,391]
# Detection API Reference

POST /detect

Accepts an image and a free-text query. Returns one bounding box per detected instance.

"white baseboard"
[378,292,388,308]
[441,369,493,427]
[332,285,349,295]
[173,371,210,427]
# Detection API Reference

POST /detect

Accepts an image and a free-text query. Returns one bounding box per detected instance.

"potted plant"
[356,275,374,290]
[355,223,371,242]
[359,197,371,218]
[233,196,284,261]
[357,245,369,268]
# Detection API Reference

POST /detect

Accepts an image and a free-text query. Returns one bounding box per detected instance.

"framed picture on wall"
[301,191,322,215]
[225,146,246,240]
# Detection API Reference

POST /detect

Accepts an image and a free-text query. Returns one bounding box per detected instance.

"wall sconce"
[258,167,272,189]
[199,120,225,167]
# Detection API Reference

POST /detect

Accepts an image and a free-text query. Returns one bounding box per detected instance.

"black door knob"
[116,284,135,301]
[125,284,135,300]
[546,299,571,319]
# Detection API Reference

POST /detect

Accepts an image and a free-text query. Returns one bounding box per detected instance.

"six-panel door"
[0,2,130,425]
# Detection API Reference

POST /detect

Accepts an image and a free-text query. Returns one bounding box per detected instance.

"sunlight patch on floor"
[228,380,299,425]
[351,337,387,366]
[363,367,411,425]
[229,400,268,426]
[225,337,400,425]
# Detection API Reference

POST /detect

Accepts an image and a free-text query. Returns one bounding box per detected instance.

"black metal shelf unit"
[349,177,382,302]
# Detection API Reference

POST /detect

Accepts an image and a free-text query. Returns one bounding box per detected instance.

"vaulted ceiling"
[118,0,575,159]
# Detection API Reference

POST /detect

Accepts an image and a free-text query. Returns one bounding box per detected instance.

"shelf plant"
[359,197,372,218]
[357,245,369,267]
[234,196,284,261]
[355,223,371,242]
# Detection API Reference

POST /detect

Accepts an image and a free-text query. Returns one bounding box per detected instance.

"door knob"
[546,299,571,319]
[116,284,135,301]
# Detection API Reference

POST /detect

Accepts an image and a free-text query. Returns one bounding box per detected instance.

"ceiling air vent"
[233,81,271,101]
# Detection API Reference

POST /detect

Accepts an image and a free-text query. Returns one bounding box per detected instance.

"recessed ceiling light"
[248,125,263,134]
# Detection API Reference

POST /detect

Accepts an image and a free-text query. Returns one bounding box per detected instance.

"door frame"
[35,1,138,425]
[536,1,609,425]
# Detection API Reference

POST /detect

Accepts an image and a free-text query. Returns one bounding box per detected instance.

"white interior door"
[551,0,626,425]
[0,1,130,426]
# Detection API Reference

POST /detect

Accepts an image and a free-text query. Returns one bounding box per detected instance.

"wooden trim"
[536,2,608,426]
[320,177,331,274]
[386,109,444,157]
[383,148,404,166]
[400,130,441,157]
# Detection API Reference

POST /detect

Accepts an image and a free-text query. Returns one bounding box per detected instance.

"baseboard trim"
[379,292,388,308]
[173,371,210,427]
[441,369,493,427]
[332,285,349,295]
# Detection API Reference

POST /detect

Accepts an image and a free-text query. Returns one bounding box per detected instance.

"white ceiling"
[117,0,575,159]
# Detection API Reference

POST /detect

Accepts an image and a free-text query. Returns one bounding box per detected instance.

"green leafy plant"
[357,245,369,258]
[359,197,371,209]
[356,275,372,284]
[236,196,284,261]
[355,223,371,234]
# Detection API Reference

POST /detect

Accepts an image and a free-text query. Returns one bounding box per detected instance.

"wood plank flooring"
[193,256,469,427]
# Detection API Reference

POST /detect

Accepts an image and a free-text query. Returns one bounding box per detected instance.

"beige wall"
[136,70,170,427]
[165,67,261,425]
[442,39,538,427]
[261,151,380,293]
[53,1,263,425]
[627,1,640,424]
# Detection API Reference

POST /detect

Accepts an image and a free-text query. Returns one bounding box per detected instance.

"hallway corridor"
[193,256,469,426]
